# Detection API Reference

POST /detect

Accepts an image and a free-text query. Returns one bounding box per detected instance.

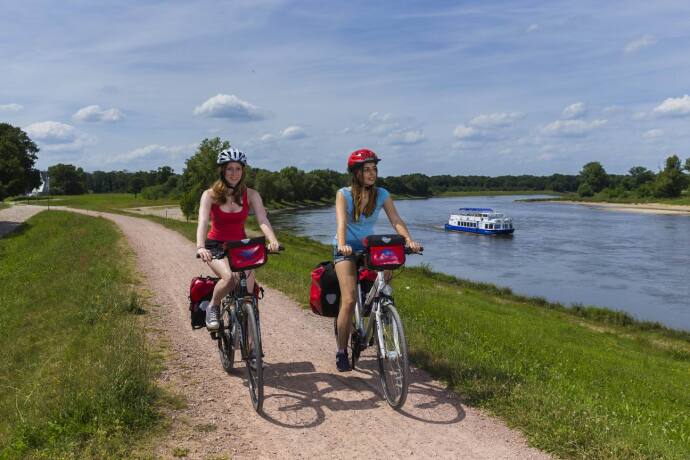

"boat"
[445,208,515,235]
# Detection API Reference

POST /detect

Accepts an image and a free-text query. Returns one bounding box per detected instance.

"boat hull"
[444,224,514,235]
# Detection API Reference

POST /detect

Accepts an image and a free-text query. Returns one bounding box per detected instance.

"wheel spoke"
[376,302,409,409]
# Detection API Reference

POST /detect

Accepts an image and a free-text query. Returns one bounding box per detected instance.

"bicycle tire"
[242,301,264,412]
[375,300,409,409]
[217,305,235,373]
[350,322,361,370]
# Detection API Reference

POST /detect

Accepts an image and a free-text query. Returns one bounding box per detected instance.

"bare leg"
[335,260,358,351]
[207,258,237,306]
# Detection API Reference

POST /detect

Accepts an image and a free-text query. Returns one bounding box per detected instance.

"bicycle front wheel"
[242,301,264,412]
[375,300,409,409]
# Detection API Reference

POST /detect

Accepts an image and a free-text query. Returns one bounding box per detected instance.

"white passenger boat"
[445,208,515,235]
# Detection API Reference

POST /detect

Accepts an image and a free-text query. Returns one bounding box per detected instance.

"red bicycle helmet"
[347,148,381,172]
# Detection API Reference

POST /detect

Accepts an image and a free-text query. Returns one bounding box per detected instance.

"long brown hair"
[350,170,377,222]
[211,164,246,206]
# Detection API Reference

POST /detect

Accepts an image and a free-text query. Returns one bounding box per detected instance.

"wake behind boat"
[445,208,515,235]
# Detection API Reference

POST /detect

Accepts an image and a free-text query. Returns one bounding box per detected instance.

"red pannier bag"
[363,234,406,270]
[310,261,340,317]
[225,237,267,271]
[188,276,218,329]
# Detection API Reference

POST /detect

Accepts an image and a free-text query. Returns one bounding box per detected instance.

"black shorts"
[204,239,227,260]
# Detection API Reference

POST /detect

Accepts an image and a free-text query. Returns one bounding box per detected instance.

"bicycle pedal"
[210,332,218,340]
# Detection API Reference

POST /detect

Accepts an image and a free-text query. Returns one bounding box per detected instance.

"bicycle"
[336,234,422,410]
[198,236,282,412]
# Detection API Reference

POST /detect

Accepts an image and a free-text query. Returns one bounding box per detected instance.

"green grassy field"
[0,211,159,458]
[138,214,690,459]
[14,193,179,211]
[0,202,9,210]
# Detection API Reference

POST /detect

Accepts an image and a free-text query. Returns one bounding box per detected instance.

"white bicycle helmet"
[217,148,247,166]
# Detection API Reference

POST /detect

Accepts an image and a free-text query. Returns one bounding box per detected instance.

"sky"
[2,0,690,176]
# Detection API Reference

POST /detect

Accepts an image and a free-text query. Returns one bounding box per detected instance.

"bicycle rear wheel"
[375,300,409,409]
[242,301,264,412]
[217,304,235,373]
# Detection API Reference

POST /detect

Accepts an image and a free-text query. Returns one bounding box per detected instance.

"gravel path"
[0,204,45,237]
[4,206,551,459]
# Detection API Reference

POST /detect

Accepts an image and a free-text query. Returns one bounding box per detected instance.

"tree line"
[2,124,689,209]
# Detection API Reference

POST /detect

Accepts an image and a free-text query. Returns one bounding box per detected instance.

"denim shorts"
[204,239,227,260]
[333,246,358,265]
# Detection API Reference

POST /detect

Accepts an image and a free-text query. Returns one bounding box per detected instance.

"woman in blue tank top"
[333,149,421,372]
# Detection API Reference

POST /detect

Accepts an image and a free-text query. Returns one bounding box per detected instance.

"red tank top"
[207,191,249,240]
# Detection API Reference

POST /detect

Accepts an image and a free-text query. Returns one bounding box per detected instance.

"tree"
[47,163,87,195]
[653,154,686,198]
[128,174,146,198]
[684,157,690,174]
[627,166,655,189]
[0,123,41,199]
[579,161,608,194]
[180,138,229,218]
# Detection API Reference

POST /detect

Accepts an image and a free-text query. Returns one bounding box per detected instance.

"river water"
[270,195,690,331]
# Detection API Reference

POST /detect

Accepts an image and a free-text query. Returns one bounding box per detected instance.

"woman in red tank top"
[195,148,280,331]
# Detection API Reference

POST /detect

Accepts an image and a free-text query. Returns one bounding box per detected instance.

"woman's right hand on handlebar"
[337,244,353,256]
[196,247,212,263]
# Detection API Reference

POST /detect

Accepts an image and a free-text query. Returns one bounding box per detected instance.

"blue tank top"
[332,187,390,250]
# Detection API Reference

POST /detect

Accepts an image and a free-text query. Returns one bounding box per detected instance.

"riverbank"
[529,199,690,215]
[135,212,690,459]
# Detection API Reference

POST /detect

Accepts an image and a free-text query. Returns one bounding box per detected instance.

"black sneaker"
[206,305,220,331]
[336,351,351,372]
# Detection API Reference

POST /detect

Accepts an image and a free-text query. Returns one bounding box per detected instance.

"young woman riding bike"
[195,148,281,331]
[333,148,422,372]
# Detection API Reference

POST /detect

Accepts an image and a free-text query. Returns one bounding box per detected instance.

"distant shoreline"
[544,200,690,215]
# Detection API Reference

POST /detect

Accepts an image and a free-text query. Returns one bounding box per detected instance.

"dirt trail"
[3,206,550,459]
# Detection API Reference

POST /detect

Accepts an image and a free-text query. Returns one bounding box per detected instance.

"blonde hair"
[211,164,246,205]
[350,172,377,222]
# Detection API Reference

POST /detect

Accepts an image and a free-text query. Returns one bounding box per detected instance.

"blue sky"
[2,0,690,176]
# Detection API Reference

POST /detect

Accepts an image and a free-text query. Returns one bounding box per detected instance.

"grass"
[0,211,160,458]
[0,202,9,210]
[14,193,179,211]
[138,215,690,459]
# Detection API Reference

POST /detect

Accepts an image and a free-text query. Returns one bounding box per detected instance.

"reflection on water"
[271,195,690,331]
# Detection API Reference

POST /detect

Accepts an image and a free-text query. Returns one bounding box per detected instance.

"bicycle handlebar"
[336,246,424,257]
[196,245,285,258]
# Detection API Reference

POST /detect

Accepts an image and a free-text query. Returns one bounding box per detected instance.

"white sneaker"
[206,305,220,331]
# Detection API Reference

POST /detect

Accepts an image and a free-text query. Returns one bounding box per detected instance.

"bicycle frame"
[352,269,392,357]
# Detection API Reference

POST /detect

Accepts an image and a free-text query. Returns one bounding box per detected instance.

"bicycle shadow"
[255,354,465,429]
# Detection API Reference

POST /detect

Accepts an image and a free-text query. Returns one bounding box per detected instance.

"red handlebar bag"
[363,234,406,270]
[225,237,267,271]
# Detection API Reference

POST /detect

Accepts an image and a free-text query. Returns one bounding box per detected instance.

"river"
[270,195,690,331]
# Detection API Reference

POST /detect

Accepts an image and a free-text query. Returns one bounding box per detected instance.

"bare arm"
[382,196,421,251]
[196,190,213,262]
[247,188,280,252]
[335,190,352,255]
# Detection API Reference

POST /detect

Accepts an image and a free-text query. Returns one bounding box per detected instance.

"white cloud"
[280,126,307,140]
[260,133,275,143]
[526,24,539,33]
[642,129,664,140]
[561,102,586,119]
[193,94,265,121]
[0,103,23,112]
[541,119,607,137]
[73,105,124,123]
[453,125,480,140]
[624,34,657,54]
[386,129,425,145]
[25,121,77,144]
[366,111,402,135]
[109,143,194,163]
[652,94,690,117]
[24,121,96,152]
[469,112,522,128]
